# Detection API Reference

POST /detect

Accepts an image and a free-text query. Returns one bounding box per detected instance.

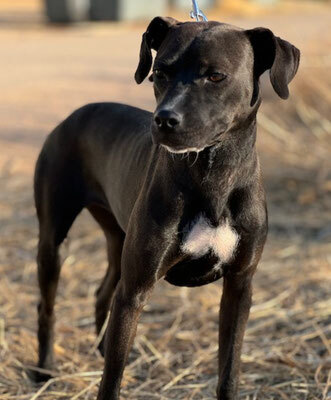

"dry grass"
[0,175,330,400]
[0,3,331,400]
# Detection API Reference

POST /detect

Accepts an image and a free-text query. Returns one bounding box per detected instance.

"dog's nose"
[154,110,182,131]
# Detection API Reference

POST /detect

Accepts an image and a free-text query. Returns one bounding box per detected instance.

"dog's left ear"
[135,16,178,84]
[246,28,300,105]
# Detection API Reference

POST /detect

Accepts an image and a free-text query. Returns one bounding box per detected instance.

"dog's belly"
[165,252,224,287]
[165,216,239,287]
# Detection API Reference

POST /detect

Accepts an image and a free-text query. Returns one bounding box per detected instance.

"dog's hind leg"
[33,154,85,381]
[35,230,63,381]
[88,205,125,356]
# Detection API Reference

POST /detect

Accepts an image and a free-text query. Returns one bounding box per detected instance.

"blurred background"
[0,0,330,399]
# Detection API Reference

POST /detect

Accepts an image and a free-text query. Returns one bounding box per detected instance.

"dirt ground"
[0,1,330,399]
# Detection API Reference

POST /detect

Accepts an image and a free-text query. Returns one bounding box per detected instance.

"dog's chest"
[182,215,239,263]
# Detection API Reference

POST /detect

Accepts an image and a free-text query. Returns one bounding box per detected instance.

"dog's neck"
[165,117,257,182]
[160,117,259,225]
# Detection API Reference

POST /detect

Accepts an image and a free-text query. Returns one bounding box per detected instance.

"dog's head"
[135,18,300,154]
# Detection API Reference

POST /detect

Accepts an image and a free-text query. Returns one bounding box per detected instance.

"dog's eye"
[207,73,227,83]
[154,69,167,80]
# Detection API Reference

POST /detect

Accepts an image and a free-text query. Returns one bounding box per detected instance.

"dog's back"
[35,102,154,234]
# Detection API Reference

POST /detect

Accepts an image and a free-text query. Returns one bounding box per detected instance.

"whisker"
[189,151,200,167]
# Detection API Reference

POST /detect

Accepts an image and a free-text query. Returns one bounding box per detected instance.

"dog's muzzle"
[154,109,182,132]
[153,109,203,154]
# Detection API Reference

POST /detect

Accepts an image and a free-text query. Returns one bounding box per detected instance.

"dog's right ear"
[135,17,178,84]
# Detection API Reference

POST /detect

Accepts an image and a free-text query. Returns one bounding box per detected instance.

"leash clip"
[190,0,208,22]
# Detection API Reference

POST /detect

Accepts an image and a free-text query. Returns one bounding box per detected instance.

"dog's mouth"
[161,145,205,154]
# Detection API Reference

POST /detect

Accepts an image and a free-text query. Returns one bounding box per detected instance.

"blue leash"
[190,0,208,21]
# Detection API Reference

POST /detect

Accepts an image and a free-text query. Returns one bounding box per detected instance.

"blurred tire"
[44,0,90,23]
[90,0,167,21]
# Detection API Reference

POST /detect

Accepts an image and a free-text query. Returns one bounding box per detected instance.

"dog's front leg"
[217,271,254,400]
[97,278,153,400]
[97,209,164,400]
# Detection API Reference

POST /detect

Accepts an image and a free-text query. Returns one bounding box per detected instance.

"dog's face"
[135,18,300,153]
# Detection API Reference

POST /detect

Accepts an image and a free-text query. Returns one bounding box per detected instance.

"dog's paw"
[27,368,54,383]
[216,385,238,400]
[97,337,105,358]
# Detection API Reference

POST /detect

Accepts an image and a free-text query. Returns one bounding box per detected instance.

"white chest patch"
[182,215,239,262]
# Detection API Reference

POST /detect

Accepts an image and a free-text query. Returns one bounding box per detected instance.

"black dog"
[33,17,299,399]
